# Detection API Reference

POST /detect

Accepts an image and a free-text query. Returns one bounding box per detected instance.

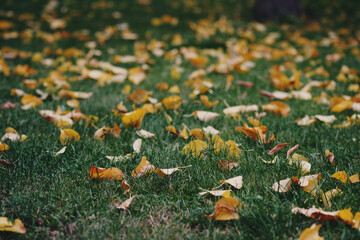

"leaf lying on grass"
[199,189,231,197]
[298,224,323,240]
[182,140,208,158]
[59,129,80,144]
[331,171,359,183]
[235,123,274,144]
[0,217,26,233]
[218,176,243,189]
[89,166,125,180]
[206,197,242,221]
[115,195,136,210]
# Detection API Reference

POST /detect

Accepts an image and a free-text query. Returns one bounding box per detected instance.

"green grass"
[1,0,360,239]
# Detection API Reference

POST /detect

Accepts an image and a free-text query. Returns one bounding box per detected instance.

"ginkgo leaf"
[54,146,66,157]
[325,149,335,165]
[219,176,243,189]
[115,195,136,210]
[0,217,26,234]
[89,166,125,180]
[206,197,242,221]
[136,129,155,138]
[199,189,231,197]
[162,95,182,110]
[60,129,80,144]
[192,111,220,122]
[133,139,142,153]
[122,109,145,128]
[331,171,348,183]
[218,160,239,172]
[262,101,290,117]
[182,140,208,158]
[298,224,323,240]
[315,115,337,124]
[155,165,191,178]
[268,143,289,155]
[131,156,155,177]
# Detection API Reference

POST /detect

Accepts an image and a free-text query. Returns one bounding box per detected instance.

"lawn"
[1,0,360,239]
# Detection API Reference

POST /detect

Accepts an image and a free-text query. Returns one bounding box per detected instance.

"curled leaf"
[131,156,155,177]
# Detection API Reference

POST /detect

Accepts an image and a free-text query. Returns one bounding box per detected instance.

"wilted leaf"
[199,189,231,197]
[218,160,239,172]
[298,224,323,240]
[235,123,274,144]
[206,197,242,221]
[0,217,26,234]
[115,195,136,210]
[182,140,208,158]
[223,104,258,115]
[136,129,155,138]
[325,149,335,165]
[131,156,155,177]
[192,111,220,122]
[21,94,43,109]
[200,95,218,108]
[262,101,290,117]
[162,95,182,110]
[167,125,188,139]
[202,126,219,135]
[121,180,131,194]
[89,166,125,180]
[219,176,243,189]
[268,143,289,155]
[287,144,299,158]
[54,146,66,157]
[59,129,80,144]
[122,109,145,128]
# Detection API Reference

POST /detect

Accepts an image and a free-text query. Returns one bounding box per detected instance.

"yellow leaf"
[338,208,353,225]
[131,156,155,177]
[122,109,145,128]
[89,166,125,180]
[200,95,218,108]
[331,171,348,183]
[0,141,9,152]
[127,89,150,104]
[192,111,220,122]
[0,218,26,234]
[206,197,242,221]
[325,149,335,165]
[235,123,274,144]
[349,173,359,183]
[20,94,43,109]
[155,165,191,178]
[161,95,182,110]
[331,99,353,113]
[59,129,80,144]
[262,101,290,117]
[353,212,360,230]
[182,140,207,158]
[298,224,323,240]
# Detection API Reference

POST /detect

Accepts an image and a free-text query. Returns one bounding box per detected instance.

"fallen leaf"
[218,160,239,172]
[54,147,66,157]
[325,149,335,165]
[0,217,26,234]
[262,101,290,117]
[192,111,220,122]
[155,165,191,177]
[315,115,337,124]
[296,115,316,126]
[21,94,43,109]
[298,224,323,240]
[131,156,155,177]
[223,104,258,115]
[115,195,136,210]
[202,126,219,135]
[89,166,125,180]
[199,189,231,197]
[235,123,274,144]
[219,176,243,189]
[182,140,208,158]
[133,139,142,153]
[287,144,299,158]
[136,129,155,138]
[60,129,80,144]
[121,180,131,193]
[206,197,242,221]
[122,109,145,128]
[0,141,9,153]
[331,171,348,183]
[200,95,218,108]
[268,143,289,155]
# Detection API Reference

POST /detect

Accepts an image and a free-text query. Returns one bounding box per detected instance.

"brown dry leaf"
[192,111,220,122]
[298,224,323,240]
[21,94,43,109]
[89,166,125,180]
[287,144,299,158]
[262,101,290,117]
[219,176,243,189]
[182,140,208,158]
[0,217,26,234]
[59,129,80,144]
[131,156,155,177]
[0,20,14,30]
[190,128,206,140]
[325,149,335,165]
[162,95,182,110]
[122,109,145,128]
[206,197,242,221]
[199,189,231,197]
[121,180,131,194]
[268,143,289,155]
[127,89,150,104]
[200,95,219,108]
[115,195,136,210]
[235,123,274,144]
[218,160,239,172]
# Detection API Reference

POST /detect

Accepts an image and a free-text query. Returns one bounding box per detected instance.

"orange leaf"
[89,166,125,180]
[131,156,155,177]
[0,217,26,234]
[262,101,290,117]
[59,129,80,144]
[206,197,242,221]
[122,109,145,128]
